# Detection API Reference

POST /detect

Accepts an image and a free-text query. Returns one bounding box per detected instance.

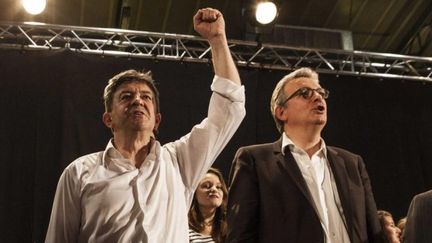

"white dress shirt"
[282,133,351,243]
[45,76,245,243]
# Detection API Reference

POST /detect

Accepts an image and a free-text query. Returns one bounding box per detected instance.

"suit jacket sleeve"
[358,155,383,243]
[403,191,432,243]
[226,147,259,243]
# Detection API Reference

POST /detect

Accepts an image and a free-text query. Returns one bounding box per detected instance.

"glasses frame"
[280,87,330,105]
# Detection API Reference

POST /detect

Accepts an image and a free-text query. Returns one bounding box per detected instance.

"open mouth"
[131,109,147,117]
[133,111,144,115]
[314,104,325,112]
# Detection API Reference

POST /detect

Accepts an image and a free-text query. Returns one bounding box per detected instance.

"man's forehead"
[116,81,153,93]
[286,77,320,88]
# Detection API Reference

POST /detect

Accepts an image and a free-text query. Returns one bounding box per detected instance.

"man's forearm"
[193,8,240,86]
[209,35,241,86]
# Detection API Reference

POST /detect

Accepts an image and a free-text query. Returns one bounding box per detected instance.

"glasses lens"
[299,88,311,99]
[283,87,329,104]
[303,87,329,99]
[319,88,329,99]
[316,88,325,97]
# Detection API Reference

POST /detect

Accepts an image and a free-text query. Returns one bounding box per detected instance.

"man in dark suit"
[403,190,432,243]
[227,68,383,243]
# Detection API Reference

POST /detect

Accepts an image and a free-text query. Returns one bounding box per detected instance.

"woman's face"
[383,215,401,243]
[195,173,224,210]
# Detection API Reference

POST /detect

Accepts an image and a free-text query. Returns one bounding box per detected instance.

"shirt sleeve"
[45,164,81,243]
[168,75,246,202]
[210,75,245,103]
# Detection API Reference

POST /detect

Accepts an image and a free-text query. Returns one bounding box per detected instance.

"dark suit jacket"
[227,139,382,243]
[403,190,432,243]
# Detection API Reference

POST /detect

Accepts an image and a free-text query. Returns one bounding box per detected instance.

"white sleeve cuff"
[211,75,245,103]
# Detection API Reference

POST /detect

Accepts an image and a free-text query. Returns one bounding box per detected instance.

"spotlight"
[242,0,279,40]
[255,2,278,25]
[22,0,46,15]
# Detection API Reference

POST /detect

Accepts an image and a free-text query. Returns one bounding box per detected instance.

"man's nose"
[311,90,324,101]
[132,94,144,105]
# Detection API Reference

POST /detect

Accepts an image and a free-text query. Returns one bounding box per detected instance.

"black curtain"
[0,49,431,242]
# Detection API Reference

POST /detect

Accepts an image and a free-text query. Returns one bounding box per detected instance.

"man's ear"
[153,113,162,133]
[275,106,288,122]
[102,112,112,128]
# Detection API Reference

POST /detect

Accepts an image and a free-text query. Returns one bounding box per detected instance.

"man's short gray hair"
[270,67,319,133]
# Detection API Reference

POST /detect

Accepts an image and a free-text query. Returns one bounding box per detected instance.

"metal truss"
[1,21,432,82]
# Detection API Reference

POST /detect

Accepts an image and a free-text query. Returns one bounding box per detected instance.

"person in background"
[45,8,245,243]
[227,67,383,243]
[396,217,406,242]
[377,210,401,243]
[403,190,432,243]
[188,168,228,243]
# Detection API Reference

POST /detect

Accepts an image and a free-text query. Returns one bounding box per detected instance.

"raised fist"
[193,8,225,41]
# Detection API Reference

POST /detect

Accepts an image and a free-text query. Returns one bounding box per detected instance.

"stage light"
[242,0,279,40]
[22,0,46,15]
[255,2,278,25]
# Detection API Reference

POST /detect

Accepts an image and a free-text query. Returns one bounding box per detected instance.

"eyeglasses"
[281,87,329,105]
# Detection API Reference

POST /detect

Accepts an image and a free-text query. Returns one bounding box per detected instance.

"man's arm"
[45,166,81,243]
[172,8,245,195]
[227,147,260,243]
[403,195,419,243]
[403,191,432,243]
[358,156,384,243]
[193,8,241,86]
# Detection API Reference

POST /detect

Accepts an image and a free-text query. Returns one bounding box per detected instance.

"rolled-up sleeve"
[210,75,245,103]
[171,75,246,200]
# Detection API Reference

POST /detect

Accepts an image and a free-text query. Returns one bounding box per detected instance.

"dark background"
[1,49,431,242]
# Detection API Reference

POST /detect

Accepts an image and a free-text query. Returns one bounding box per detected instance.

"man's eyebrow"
[140,90,153,94]
[118,90,152,94]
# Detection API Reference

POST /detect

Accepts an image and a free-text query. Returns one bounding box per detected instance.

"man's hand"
[193,8,240,85]
[193,8,225,43]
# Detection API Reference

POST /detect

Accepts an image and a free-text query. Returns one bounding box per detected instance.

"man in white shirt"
[45,8,245,243]
[227,68,382,243]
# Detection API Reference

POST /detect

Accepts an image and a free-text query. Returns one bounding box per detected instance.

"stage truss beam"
[1,21,432,82]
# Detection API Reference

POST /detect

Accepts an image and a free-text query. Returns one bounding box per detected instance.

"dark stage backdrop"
[0,49,431,242]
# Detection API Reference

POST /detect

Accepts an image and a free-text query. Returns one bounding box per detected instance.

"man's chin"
[129,124,154,132]
[312,119,326,126]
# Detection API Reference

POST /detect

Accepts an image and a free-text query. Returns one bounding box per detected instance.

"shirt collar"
[102,138,159,168]
[102,138,122,167]
[281,132,327,158]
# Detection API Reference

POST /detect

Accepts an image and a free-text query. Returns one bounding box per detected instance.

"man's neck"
[284,126,322,158]
[113,131,154,168]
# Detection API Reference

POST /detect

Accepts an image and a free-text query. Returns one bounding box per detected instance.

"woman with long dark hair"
[378,210,401,243]
[188,168,228,243]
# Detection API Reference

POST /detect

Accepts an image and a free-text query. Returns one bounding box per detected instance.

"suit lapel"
[327,147,354,237]
[273,139,322,219]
